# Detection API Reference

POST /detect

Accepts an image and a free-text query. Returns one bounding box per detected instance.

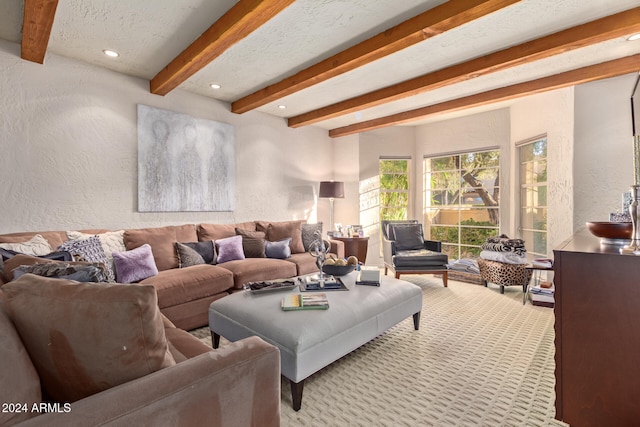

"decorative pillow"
[256,220,305,254]
[1,248,72,263]
[175,242,205,268]
[301,223,323,252]
[58,236,115,282]
[66,230,126,279]
[181,240,216,265]
[112,244,159,283]
[265,238,292,259]
[12,262,109,283]
[0,300,41,425]
[391,224,425,250]
[235,228,266,258]
[215,235,245,263]
[0,234,52,256]
[2,274,176,402]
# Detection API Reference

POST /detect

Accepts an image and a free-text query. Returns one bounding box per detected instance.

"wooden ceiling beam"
[150,0,295,96]
[328,54,640,138]
[21,0,59,64]
[231,0,520,114]
[291,6,640,128]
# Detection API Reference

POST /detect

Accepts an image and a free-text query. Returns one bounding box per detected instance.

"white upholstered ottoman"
[208,271,422,411]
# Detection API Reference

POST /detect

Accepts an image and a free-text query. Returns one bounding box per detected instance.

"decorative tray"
[300,276,348,292]
[244,279,299,294]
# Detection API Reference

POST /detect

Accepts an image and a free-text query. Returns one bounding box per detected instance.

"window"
[519,137,547,257]
[379,158,410,221]
[423,150,500,259]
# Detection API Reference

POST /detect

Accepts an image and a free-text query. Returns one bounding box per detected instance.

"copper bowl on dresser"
[586,221,632,244]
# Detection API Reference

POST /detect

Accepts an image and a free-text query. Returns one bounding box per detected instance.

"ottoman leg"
[500,285,505,294]
[210,331,221,349]
[290,379,305,411]
[413,312,421,330]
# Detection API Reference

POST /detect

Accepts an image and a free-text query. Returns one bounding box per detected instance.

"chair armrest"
[20,336,280,427]
[424,240,442,252]
[328,239,345,259]
[382,236,397,265]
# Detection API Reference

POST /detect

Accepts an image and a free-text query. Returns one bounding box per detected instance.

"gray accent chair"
[381,220,449,286]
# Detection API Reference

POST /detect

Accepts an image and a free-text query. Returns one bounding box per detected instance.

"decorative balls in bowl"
[322,256,359,276]
[586,221,632,242]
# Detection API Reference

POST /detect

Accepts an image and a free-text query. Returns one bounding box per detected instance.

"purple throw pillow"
[112,244,159,283]
[265,238,292,259]
[215,235,245,263]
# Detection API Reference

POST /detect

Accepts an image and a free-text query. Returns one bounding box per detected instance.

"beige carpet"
[192,275,569,427]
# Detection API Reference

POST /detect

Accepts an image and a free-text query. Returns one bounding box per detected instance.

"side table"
[331,236,369,262]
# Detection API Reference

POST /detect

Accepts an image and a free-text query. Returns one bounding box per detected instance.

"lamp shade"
[319,181,344,198]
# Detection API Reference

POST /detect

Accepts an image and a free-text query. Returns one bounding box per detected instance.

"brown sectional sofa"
[0,275,281,426]
[0,221,343,330]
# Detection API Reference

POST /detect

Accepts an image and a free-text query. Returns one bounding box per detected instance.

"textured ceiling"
[2,0,640,131]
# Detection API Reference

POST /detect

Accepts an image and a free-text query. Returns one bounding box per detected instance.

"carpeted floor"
[191,275,569,427]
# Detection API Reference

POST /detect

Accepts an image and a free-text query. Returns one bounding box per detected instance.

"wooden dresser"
[553,230,640,426]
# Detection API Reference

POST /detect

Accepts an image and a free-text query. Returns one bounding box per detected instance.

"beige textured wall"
[510,88,575,254]
[574,73,637,232]
[0,40,333,234]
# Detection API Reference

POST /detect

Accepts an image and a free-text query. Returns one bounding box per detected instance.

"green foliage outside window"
[380,159,409,221]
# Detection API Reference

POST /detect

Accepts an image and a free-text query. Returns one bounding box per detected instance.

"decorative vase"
[621,185,640,254]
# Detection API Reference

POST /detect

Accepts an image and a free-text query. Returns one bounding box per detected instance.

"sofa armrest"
[328,239,345,259]
[20,336,280,427]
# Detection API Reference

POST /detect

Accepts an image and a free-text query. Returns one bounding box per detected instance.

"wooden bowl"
[586,221,632,240]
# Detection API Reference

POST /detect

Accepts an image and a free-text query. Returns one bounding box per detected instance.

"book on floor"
[281,293,329,311]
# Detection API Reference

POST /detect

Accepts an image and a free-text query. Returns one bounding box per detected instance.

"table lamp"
[319,181,344,233]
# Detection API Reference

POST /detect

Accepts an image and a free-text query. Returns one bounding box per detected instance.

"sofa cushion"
[393,249,448,267]
[124,226,196,271]
[216,235,245,263]
[113,244,159,283]
[286,252,320,276]
[301,222,323,251]
[0,234,52,256]
[140,264,234,308]
[197,222,256,241]
[256,220,305,254]
[235,228,266,258]
[0,299,41,425]
[217,258,297,290]
[265,238,292,259]
[391,223,425,250]
[2,274,176,402]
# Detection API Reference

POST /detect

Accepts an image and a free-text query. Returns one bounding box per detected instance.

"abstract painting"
[137,105,235,212]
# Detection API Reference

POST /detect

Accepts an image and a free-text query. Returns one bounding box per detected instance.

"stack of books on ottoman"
[530,280,555,308]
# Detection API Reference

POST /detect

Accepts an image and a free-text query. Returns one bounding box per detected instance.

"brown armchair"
[381,220,449,286]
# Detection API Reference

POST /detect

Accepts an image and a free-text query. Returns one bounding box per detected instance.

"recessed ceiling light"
[210,83,221,89]
[277,105,286,109]
[102,49,119,58]
[628,33,640,41]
